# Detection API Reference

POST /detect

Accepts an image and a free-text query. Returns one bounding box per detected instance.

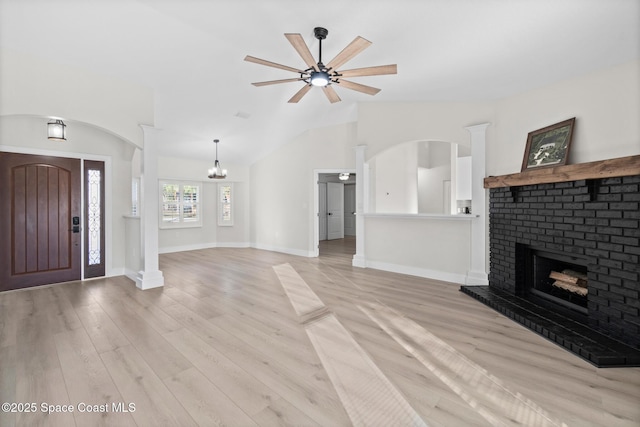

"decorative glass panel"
[88,169,101,265]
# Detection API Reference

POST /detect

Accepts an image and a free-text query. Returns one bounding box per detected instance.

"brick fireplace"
[462,156,640,367]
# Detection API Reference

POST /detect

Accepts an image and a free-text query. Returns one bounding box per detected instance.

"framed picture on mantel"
[521,117,575,171]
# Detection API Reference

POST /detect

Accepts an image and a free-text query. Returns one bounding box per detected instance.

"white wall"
[251,60,639,286]
[370,140,458,215]
[417,141,452,214]
[456,156,472,201]
[0,49,156,284]
[157,156,250,253]
[250,122,357,256]
[0,115,135,277]
[124,217,141,278]
[0,49,154,148]
[357,101,495,160]
[370,141,418,213]
[365,216,471,284]
[489,59,640,176]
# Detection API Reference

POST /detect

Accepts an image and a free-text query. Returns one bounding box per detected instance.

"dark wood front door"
[0,152,82,291]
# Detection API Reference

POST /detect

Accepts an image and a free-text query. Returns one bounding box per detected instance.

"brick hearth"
[463,173,640,367]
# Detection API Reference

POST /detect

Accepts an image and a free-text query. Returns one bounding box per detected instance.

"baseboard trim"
[106,267,125,277]
[135,269,164,290]
[251,243,314,258]
[124,269,138,283]
[159,242,250,254]
[465,270,489,286]
[365,260,466,284]
[217,242,251,248]
[352,254,366,268]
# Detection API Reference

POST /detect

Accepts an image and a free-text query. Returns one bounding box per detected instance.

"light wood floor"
[1,240,639,426]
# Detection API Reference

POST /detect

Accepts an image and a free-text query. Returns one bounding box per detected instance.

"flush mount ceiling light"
[339,173,350,181]
[207,139,227,179]
[245,27,397,103]
[47,119,66,141]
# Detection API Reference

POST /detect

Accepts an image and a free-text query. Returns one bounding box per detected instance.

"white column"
[136,125,164,289]
[352,145,367,268]
[465,123,490,285]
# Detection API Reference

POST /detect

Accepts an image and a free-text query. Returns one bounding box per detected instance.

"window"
[159,180,202,228]
[218,183,233,226]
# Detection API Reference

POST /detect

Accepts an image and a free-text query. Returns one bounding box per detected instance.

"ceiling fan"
[244,27,397,104]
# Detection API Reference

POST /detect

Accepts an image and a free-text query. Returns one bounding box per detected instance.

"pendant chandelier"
[207,139,227,179]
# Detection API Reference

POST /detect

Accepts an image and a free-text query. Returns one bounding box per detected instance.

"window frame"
[159,180,203,229]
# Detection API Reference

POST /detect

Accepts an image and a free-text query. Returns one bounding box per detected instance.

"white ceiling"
[1,0,638,165]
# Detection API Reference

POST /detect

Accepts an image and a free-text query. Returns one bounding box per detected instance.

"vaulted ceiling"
[1,0,638,165]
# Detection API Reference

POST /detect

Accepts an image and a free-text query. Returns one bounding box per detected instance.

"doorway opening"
[315,170,356,258]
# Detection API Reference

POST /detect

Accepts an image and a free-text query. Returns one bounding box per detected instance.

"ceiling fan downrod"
[314,27,328,67]
[308,27,332,87]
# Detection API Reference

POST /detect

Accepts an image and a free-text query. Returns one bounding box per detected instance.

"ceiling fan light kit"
[245,27,397,103]
[310,71,330,87]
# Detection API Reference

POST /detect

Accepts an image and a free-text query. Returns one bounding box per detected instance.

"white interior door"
[318,182,327,241]
[344,184,356,236]
[327,182,344,240]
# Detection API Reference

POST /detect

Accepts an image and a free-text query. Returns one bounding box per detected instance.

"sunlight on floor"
[276,262,570,427]
[360,302,570,427]
[274,263,427,426]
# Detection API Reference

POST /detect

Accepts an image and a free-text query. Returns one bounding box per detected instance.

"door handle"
[328,212,333,215]
[71,216,80,233]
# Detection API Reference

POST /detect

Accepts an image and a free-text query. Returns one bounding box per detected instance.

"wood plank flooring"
[1,238,639,426]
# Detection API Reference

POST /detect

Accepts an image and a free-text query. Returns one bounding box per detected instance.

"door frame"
[318,182,327,241]
[343,183,356,236]
[313,168,355,257]
[0,145,113,280]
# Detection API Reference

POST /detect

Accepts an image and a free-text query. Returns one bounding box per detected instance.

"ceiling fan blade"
[284,33,319,71]
[323,86,341,103]
[338,64,397,78]
[326,36,371,71]
[244,55,304,74]
[336,79,381,96]
[251,78,304,87]
[288,84,312,103]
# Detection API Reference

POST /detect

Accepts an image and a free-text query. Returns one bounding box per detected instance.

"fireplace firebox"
[518,245,588,319]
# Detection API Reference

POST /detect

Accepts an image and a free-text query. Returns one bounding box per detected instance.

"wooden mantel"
[484,154,640,189]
